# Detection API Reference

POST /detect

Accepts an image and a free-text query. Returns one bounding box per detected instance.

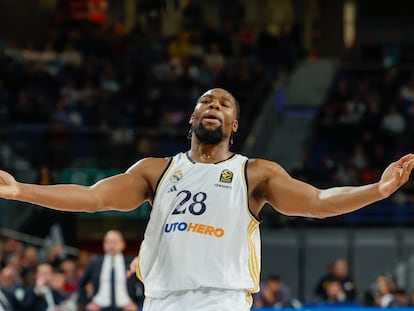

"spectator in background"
[3,239,23,270]
[21,263,65,311]
[400,77,414,102]
[45,245,66,269]
[324,280,347,304]
[253,275,292,308]
[75,251,91,281]
[203,42,226,76]
[381,105,406,136]
[393,288,408,307]
[77,230,143,311]
[60,259,78,297]
[20,246,39,291]
[0,283,17,311]
[60,42,82,68]
[380,105,406,150]
[0,267,20,310]
[369,275,396,307]
[315,259,357,302]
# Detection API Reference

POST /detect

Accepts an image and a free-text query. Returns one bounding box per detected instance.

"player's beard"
[193,122,224,145]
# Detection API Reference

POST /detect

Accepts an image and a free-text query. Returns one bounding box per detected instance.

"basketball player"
[0,88,413,311]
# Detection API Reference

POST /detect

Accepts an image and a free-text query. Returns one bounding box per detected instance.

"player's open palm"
[378,154,414,198]
[0,170,19,199]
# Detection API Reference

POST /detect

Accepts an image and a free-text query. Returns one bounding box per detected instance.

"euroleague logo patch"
[219,169,233,183]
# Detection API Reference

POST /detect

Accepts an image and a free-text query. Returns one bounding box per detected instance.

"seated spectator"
[253,275,292,308]
[315,259,357,302]
[393,288,408,307]
[51,268,78,311]
[0,267,20,310]
[400,77,414,102]
[60,259,78,297]
[21,263,66,311]
[203,42,226,76]
[381,105,406,135]
[369,275,396,307]
[324,280,346,303]
[60,42,82,68]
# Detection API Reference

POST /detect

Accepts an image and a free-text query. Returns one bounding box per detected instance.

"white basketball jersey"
[136,152,261,303]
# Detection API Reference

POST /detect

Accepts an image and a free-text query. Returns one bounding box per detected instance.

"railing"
[0,227,79,256]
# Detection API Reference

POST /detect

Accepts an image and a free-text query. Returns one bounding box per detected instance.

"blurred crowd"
[294,66,414,189]
[0,2,301,171]
[2,234,414,310]
[0,235,84,311]
[0,231,144,311]
[253,258,414,309]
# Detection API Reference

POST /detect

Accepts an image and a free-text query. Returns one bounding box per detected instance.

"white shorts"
[143,288,252,311]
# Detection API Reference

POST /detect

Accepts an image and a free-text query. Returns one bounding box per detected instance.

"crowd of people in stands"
[0,231,144,311]
[291,64,414,225]
[0,5,300,170]
[294,66,414,188]
[2,234,414,310]
[254,257,414,309]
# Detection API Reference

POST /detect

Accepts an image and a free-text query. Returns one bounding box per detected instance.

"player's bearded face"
[193,122,224,145]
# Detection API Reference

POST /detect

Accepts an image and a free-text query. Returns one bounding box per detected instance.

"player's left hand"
[122,302,138,311]
[378,153,414,198]
[127,256,138,278]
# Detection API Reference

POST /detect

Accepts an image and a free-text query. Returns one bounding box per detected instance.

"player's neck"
[190,140,232,163]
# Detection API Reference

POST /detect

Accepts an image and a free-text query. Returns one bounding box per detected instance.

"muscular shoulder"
[126,157,170,191]
[247,158,289,200]
[247,158,287,180]
[127,157,170,178]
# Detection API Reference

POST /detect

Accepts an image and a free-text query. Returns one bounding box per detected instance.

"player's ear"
[232,119,239,132]
[189,113,194,124]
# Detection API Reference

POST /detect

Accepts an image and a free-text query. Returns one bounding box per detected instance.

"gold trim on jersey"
[245,291,253,307]
[153,156,177,198]
[136,244,144,283]
[247,218,260,293]
[242,157,260,293]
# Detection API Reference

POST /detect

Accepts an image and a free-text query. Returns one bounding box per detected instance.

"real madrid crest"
[219,169,233,183]
[170,170,183,183]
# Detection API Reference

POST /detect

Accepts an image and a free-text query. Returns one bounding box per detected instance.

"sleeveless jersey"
[136,152,261,302]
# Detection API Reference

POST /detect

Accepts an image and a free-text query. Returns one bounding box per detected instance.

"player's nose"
[208,99,220,109]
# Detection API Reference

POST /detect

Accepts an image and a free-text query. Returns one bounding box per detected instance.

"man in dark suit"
[0,266,20,311]
[0,286,17,311]
[78,230,144,311]
[21,263,65,311]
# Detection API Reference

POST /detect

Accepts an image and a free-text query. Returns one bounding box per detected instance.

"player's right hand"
[0,170,19,199]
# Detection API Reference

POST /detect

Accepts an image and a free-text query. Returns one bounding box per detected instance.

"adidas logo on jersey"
[168,185,177,193]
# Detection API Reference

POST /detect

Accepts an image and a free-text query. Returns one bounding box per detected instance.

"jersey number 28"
[172,190,207,216]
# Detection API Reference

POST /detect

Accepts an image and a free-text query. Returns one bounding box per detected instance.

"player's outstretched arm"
[251,154,414,218]
[0,158,164,213]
